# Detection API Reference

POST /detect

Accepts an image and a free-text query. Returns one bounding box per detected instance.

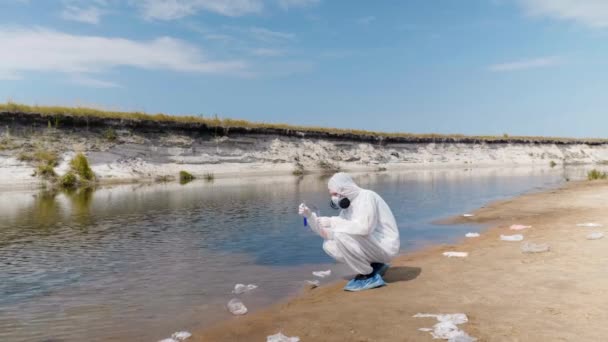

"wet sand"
[193,180,608,341]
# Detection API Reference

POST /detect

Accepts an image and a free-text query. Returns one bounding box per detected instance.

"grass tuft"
[36,164,57,179]
[155,175,174,183]
[70,153,94,181]
[179,170,195,184]
[103,128,117,141]
[587,169,608,180]
[203,173,215,182]
[59,172,78,188]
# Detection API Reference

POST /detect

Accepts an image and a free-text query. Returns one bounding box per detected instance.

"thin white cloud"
[134,0,320,20]
[487,56,562,72]
[0,27,248,83]
[276,0,319,10]
[70,75,122,88]
[61,5,106,24]
[357,15,376,24]
[519,0,608,28]
[250,48,286,56]
[0,70,22,80]
[204,33,236,42]
[135,0,264,20]
[248,27,295,42]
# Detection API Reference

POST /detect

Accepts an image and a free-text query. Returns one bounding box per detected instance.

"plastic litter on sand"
[500,234,524,242]
[227,298,248,315]
[587,232,604,240]
[577,223,603,228]
[306,280,320,288]
[443,252,468,258]
[521,241,550,253]
[465,233,480,238]
[414,313,476,341]
[312,270,331,278]
[158,331,191,342]
[267,332,300,342]
[233,283,258,294]
[510,224,531,230]
[462,214,474,217]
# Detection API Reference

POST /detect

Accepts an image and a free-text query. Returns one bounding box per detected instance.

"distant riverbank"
[2,106,608,189]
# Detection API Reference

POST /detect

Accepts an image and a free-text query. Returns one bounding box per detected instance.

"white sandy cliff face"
[2,124,608,189]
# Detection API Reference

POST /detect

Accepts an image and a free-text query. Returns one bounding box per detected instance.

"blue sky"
[1,0,608,137]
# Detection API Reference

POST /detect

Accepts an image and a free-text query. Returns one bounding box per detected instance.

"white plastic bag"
[233,283,258,294]
[587,232,604,240]
[267,332,300,342]
[462,214,474,217]
[312,270,331,278]
[443,252,468,258]
[577,223,603,228]
[465,233,480,238]
[510,224,531,230]
[449,332,477,342]
[414,313,476,341]
[500,234,523,242]
[306,280,320,288]
[227,298,248,315]
[158,331,191,342]
[171,331,191,341]
[521,241,550,253]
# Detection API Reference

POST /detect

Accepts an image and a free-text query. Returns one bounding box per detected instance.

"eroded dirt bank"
[2,111,608,189]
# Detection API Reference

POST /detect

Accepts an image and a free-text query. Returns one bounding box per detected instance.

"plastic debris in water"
[172,331,192,341]
[227,298,248,315]
[510,224,531,230]
[233,283,258,294]
[267,332,300,342]
[158,331,192,342]
[465,232,480,238]
[312,270,331,278]
[587,232,604,240]
[521,241,550,253]
[577,223,603,228]
[414,313,476,341]
[500,234,524,242]
[462,214,474,217]
[306,280,320,288]
[443,251,468,258]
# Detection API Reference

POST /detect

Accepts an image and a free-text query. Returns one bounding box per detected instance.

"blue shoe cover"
[372,263,390,277]
[344,273,386,292]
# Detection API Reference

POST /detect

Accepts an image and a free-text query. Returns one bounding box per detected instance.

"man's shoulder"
[361,189,381,200]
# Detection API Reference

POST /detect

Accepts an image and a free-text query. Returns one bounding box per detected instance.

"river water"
[0,166,595,341]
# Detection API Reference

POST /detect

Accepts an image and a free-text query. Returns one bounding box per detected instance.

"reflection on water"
[0,166,600,341]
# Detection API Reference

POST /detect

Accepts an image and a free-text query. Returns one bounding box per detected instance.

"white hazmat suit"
[300,173,400,275]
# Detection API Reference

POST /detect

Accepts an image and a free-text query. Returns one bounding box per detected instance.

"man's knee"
[323,240,345,263]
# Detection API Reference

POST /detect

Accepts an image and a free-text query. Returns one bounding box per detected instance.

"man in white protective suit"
[298,172,400,291]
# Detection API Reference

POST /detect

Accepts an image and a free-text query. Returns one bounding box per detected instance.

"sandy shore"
[192,180,608,341]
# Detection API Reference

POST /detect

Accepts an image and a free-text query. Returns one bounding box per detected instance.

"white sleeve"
[307,213,324,237]
[329,193,377,236]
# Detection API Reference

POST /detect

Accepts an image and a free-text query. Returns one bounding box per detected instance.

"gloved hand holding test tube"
[299,203,319,227]
[300,202,319,226]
